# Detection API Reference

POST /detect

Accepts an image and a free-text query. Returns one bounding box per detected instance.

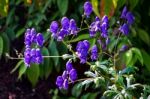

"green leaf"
[0,0,8,17]
[48,40,60,72]
[18,62,27,79]
[26,64,40,87]
[57,0,68,15]
[72,83,82,97]
[16,28,25,38]
[0,35,3,57]
[11,60,24,73]
[129,0,139,10]
[41,47,52,79]
[137,29,150,46]
[91,0,100,17]
[120,67,136,74]
[142,50,150,71]
[1,33,9,54]
[125,49,133,65]
[131,48,143,65]
[67,34,90,43]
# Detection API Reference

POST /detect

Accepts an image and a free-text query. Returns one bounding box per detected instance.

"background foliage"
[0,0,150,98]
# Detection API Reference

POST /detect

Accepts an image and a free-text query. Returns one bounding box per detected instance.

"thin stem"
[80,15,85,29]
[43,56,63,58]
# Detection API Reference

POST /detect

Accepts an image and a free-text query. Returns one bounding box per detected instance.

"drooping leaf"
[131,47,143,65]
[18,62,27,79]
[91,0,100,17]
[11,60,24,73]
[1,33,10,54]
[26,64,40,87]
[142,50,150,71]
[41,47,52,79]
[48,40,60,72]
[57,0,68,15]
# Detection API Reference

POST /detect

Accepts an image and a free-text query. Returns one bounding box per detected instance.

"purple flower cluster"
[76,40,90,64]
[24,28,44,66]
[76,40,99,63]
[84,1,93,17]
[49,17,79,41]
[119,6,135,35]
[56,61,77,89]
[89,15,109,38]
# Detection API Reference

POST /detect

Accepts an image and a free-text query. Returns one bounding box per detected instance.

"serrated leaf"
[131,48,143,65]
[57,0,68,15]
[11,60,24,73]
[0,35,3,57]
[18,63,27,79]
[26,64,40,87]
[67,34,90,43]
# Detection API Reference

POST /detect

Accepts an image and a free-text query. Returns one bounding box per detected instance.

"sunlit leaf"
[91,0,100,17]
[57,0,68,15]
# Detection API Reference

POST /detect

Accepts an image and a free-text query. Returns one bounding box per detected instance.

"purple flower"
[91,45,98,60]
[120,45,128,52]
[121,6,127,19]
[106,38,110,45]
[50,21,59,34]
[126,12,134,25]
[66,61,73,72]
[36,33,44,47]
[101,22,108,38]
[35,48,43,64]
[69,69,77,81]
[76,40,90,63]
[89,16,101,37]
[84,1,93,17]
[120,6,134,25]
[62,70,68,80]
[56,76,64,88]
[102,15,109,25]
[24,48,31,66]
[57,29,69,41]
[63,79,68,89]
[69,19,79,35]
[61,17,70,30]
[119,23,129,35]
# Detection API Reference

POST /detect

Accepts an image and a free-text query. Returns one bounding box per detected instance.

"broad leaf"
[57,0,68,15]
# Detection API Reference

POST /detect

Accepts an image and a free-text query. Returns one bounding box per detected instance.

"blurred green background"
[0,0,150,98]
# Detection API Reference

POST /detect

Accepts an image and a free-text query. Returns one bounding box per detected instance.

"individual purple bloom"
[121,6,127,19]
[57,29,69,41]
[102,15,109,25]
[35,48,43,64]
[63,79,68,89]
[62,70,68,80]
[119,23,129,35]
[126,12,134,25]
[91,45,98,60]
[66,61,73,72]
[76,40,90,63]
[61,17,70,30]
[50,21,59,34]
[24,48,31,66]
[120,45,128,52]
[56,76,64,88]
[95,16,100,22]
[101,22,108,38]
[30,28,37,43]
[36,33,44,47]
[106,38,110,45]
[97,39,106,50]
[84,1,93,17]
[30,48,36,63]
[69,19,79,35]
[69,69,77,81]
